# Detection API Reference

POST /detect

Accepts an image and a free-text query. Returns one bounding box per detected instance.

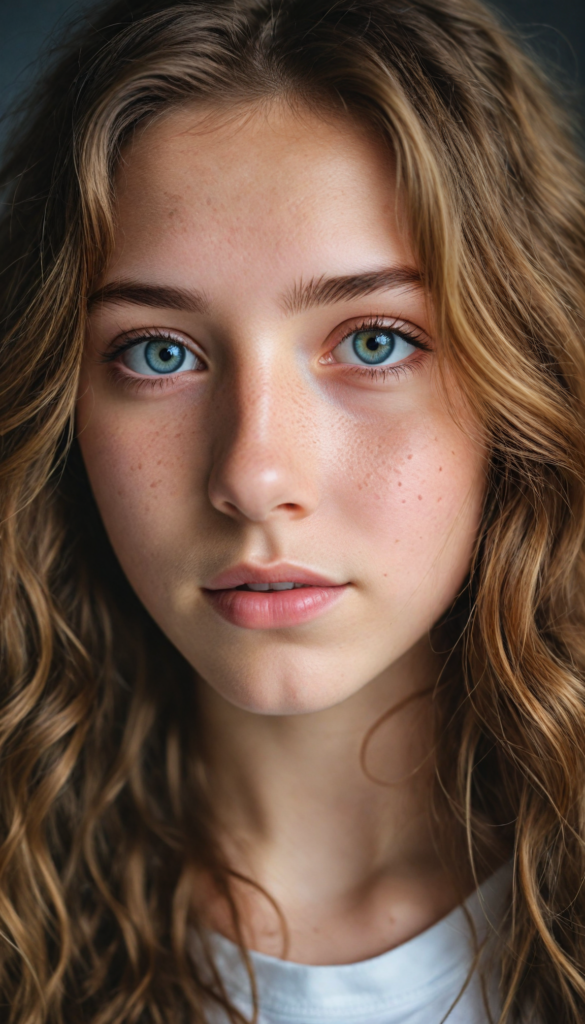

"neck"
[196,636,468,964]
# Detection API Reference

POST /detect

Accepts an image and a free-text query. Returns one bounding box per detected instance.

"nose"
[207,362,319,523]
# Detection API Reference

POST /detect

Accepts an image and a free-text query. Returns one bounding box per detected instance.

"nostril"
[219,500,242,518]
[208,465,317,523]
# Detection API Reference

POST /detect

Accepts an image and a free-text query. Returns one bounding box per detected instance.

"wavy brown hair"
[0,0,584,1020]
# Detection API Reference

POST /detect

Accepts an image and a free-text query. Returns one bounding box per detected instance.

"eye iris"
[144,339,186,373]
[352,330,395,364]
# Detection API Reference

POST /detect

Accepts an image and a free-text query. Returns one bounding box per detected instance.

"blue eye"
[144,339,185,373]
[121,337,201,376]
[332,327,418,367]
[352,329,395,364]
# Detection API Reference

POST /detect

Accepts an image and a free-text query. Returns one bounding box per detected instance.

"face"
[77,102,485,715]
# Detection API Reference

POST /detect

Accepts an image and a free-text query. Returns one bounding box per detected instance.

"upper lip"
[204,563,343,590]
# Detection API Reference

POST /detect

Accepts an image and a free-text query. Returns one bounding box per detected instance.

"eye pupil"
[366,337,379,351]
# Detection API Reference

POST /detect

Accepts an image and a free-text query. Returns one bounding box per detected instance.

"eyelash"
[331,316,431,381]
[103,328,188,362]
[102,317,432,390]
[102,328,203,392]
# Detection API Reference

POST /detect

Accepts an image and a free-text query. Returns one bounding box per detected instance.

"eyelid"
[324,315,432,360]
[101,327,206,364]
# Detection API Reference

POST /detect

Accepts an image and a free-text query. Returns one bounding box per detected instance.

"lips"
[202,563,348,629]
[205,563,340,591]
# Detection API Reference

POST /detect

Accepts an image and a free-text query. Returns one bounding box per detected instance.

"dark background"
[0,0,583,151]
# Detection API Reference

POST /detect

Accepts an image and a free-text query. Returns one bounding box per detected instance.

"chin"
[195,656,364,716]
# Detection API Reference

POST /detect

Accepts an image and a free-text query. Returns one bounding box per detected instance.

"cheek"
[76,386,204,579]
[331,409,485,604]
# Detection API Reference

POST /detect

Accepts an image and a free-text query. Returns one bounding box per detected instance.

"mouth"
[234,581,310,591]
[202,564,348,629]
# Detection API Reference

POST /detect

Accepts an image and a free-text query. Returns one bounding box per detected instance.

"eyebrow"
[282,267,423,314]
[88,266,422,318]
[88,281,209,314]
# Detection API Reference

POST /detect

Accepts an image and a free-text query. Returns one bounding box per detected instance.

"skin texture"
[78,102,487,963]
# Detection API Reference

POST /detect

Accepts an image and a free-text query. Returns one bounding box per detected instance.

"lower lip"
[203,585,347,629]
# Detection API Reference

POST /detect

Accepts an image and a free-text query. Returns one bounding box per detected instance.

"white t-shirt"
[202,864,511,1024]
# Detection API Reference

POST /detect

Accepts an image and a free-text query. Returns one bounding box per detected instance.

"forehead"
[109,102,414,303]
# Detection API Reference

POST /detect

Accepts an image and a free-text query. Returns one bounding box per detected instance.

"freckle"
[398,481,402,487]
[417,495,422,500]
[402,499,406,503]
[384,572,388,576]
[437,497,442,502]
[407,454,413,460]
[439,466,442,472]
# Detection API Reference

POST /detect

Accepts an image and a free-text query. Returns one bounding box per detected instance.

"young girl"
[1,0,584,1021]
